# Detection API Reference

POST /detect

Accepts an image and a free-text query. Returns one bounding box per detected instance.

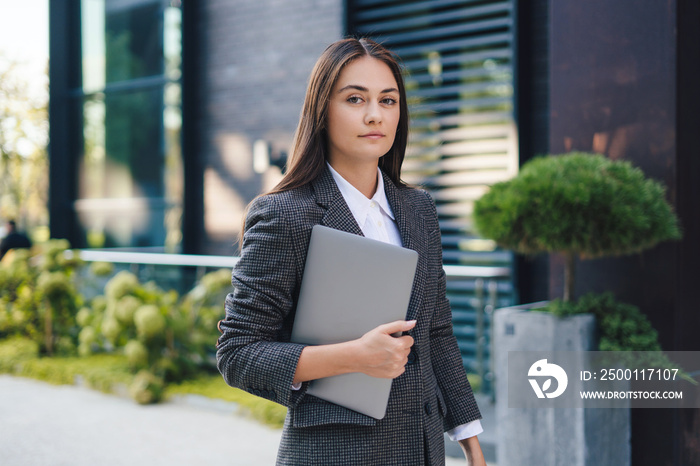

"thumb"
[378,319,417,335]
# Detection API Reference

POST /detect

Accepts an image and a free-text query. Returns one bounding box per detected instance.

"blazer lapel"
[382,172,427,322]
[311,166,364,237]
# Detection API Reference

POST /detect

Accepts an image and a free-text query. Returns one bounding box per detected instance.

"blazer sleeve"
[216,194,309,408]
[422,190,483,431]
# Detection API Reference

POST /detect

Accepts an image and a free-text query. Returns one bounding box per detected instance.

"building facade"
[49,0,700,463]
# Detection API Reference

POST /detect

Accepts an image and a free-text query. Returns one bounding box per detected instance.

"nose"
[364,100,381,125]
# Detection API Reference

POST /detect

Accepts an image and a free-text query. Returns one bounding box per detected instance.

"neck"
[328,160,378,198]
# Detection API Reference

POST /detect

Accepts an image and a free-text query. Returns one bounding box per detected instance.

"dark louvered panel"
[349,1,517,385]
[350,0,517,267]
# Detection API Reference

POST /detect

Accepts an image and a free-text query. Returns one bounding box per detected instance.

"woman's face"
[326,56,401,169]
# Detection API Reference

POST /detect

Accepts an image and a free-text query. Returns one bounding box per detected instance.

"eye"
[381,97,398,105]
[347,95,364,104]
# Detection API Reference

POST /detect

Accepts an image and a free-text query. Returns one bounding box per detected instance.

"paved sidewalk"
[0,375,280,465]
[0,375,478,465]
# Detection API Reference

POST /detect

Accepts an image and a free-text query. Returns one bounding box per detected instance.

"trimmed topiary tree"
[473,152,681,302]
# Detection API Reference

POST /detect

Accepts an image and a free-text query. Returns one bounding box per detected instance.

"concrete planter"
[493,303,630,466]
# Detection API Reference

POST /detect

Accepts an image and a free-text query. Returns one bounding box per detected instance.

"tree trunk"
[44,302,53,355]
[563,252,576,302]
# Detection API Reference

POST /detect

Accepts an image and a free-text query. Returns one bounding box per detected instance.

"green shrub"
[114,295,140,326]
[547,293,661,352]
[0,336,39,372]
[134,304,166,340]
[545,293,695,381]
[77,268,231,393]
[104,270,139,301]
[1,245,236,406]
[474,153,680,257]
[124,340,149,369]
[179,268,231,364]
[90,261,114,277]
[129,370,165,404]
[0,240,83,355]
[473,153,681,301]
[41,239,82,272]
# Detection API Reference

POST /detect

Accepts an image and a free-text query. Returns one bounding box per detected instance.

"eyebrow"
[337,84,399,94]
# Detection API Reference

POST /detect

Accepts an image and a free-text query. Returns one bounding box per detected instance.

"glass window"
[76,0,182,251]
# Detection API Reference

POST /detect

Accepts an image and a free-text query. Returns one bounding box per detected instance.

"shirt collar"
[326,163,396,228]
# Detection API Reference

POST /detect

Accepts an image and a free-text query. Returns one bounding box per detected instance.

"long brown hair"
[237,38,409,248]
[270,37,409,194]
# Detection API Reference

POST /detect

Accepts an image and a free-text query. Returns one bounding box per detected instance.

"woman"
[217,38,485,465]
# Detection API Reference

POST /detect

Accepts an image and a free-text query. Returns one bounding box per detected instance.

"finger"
[377,319,417,335]
[393,335,414,349]
[402,335,415,348]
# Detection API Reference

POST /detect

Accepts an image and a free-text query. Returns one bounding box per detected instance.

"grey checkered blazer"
[217,166,481,465]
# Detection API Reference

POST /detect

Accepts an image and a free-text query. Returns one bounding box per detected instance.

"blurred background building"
[41,0,700,464]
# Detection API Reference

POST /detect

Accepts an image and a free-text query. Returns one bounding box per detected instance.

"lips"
[360,132,384,139]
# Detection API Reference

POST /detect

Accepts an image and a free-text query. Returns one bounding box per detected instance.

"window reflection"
[82,0,106,94]
[77,0,182,251]
[164,6,181,81]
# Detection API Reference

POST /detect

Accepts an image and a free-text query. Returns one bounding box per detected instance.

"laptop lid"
[290,225,418,419]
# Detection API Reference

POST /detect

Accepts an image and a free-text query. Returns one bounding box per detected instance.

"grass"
[0,336,134,393]
[166,373,287,428]
[0,336,286,428]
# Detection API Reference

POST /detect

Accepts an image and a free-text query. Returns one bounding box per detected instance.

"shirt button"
[377,221,383,227]
[370,201,377,208]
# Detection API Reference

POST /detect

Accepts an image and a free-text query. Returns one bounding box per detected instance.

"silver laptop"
[290,225,419,419]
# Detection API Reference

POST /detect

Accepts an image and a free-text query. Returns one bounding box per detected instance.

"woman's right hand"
[292,319,416,385]
[355,320,416,378]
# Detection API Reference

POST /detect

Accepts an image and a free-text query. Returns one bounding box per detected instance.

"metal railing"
[444,265,512,393]
[68,250,513,393]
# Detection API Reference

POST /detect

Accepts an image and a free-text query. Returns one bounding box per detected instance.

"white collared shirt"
[327,163,483,442]
[326,163,403,247]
